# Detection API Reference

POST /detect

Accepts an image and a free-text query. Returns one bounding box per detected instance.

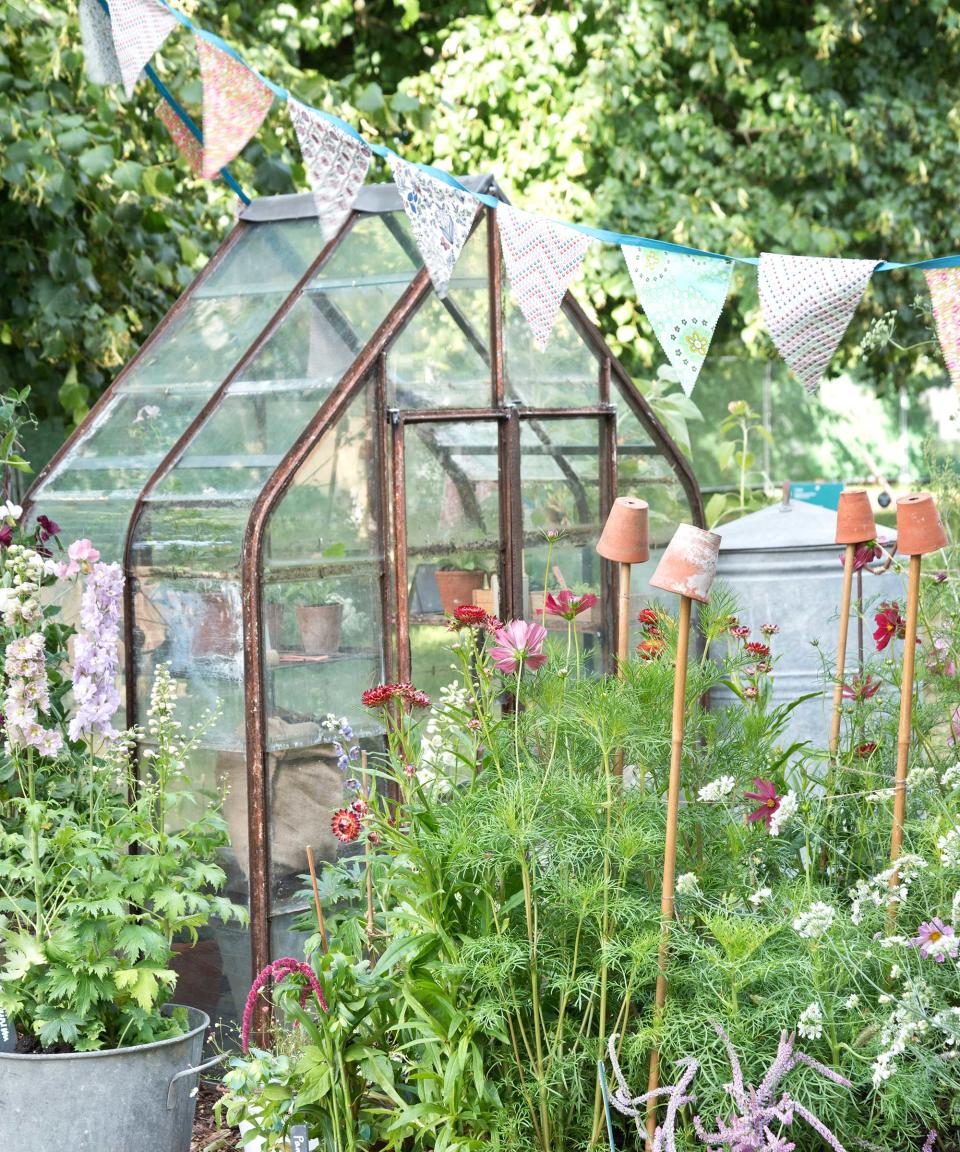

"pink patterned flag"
[156,99,202,176]
[107,0,178,97]
[759,253,879,394]
[925,268,960,392]
[497,204,591,350]
[196,36,274,180]
[79,0,122,86]
[288,99,370,242]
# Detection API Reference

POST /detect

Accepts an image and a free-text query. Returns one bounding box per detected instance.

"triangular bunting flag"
[925,268,960,392]
[288,100,371,242]
[107,0,178,98]
[623,247,733,396]
[79,0,122,86]
[156,99,202,176]
[195,36,274,180]
[387,158,479,298]
[497,204,591,350]
[759,253,878,394]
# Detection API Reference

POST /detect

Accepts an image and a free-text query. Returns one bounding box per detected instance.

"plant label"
[0,1006,16,1053]
[289,1124,309,1151]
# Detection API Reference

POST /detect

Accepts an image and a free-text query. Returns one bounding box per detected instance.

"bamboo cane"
[305,845,328,953]
[829,542,857,756]
[614,561,632,779]
[889,554,922,896]
[645,594,692,1147]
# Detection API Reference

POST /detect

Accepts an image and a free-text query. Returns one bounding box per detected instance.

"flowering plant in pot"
[0,511,245,1152]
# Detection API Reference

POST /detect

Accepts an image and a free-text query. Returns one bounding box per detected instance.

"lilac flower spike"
[606,1033,698,1152]
[69,562,124,741]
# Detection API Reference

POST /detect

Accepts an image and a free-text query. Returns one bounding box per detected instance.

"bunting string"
[86,0,960,385]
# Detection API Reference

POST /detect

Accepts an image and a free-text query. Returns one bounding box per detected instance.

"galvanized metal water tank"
[714,498,903,751]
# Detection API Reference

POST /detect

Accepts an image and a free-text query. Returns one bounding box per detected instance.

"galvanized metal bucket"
[0,1005,222,1152]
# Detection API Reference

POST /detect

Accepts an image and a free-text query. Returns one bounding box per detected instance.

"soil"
[191,1080,242,1152]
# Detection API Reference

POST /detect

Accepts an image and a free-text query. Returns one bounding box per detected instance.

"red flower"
[855,741,879,758]
[350,797,369,818]
[362,684,395,708]
[637,607,660,628]
[451,604,488,627]
[484,615,504,634]
[842,675,881,702]
[744,641,770,659]
[840,541,882,572]
[0,525,12,548]
[873,602,906,651]
[405,688,431,709]
[539,589,599,621]
[361,682,431,709]
[744,778,781,827]
[637,637,666,660]
[761,623,780,636]
[367,830,381,846]
[730,625,750,639]
[331,808,361,843]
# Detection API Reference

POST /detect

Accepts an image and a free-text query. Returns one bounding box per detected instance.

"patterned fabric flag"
[759,253,879,394]
[497,204,591,350]
[925,268,960,392]
[623,247,734,396]
[196,36,274,180]
[108,0,178,97]
[387,157,479,298]
[156,99,202,176]
[79,0,123,86]
[288,99,371,242]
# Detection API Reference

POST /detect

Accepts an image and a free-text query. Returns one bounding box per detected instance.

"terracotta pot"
[650,523,721,603]
[597,496,650,563]
[190,592,237,658]
[263,602,284,648]
[436,570,486,615]
[296,603,343,655]
[835,489,877,545]
[896,492,949,555]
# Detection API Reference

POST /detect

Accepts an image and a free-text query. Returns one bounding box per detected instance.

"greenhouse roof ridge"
[240,174,501,222]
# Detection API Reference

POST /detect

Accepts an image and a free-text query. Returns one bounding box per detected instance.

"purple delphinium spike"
[68,561,123,741]
[921,1133,937,1152]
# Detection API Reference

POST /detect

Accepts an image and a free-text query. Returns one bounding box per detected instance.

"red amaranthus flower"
[331,808,362,843]
[873,602,907,651]
[242,957,327,1053]
[842,674,881,702]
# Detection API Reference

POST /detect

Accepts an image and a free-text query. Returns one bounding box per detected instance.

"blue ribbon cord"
[95,0,960,270]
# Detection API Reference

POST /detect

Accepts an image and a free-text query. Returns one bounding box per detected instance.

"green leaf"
[77,144,115,179]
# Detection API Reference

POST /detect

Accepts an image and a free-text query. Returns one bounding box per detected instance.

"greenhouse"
[22,176,700,1020]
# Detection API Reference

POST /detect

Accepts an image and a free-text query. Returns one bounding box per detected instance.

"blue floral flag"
[387,158,479,298]
[623,247,734,396]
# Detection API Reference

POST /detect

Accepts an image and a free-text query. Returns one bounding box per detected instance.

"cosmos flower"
[841,541,882,571]
[331,808,361,843]
[873,602,907,652]
[489,620,548,675]
[856,741,879,758]
[745,778,781,827]
[842,674,882,702]
[539,589,598,621]
[911,918,959,963]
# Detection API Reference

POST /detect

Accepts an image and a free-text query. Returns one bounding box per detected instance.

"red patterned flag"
[156,99,202,176]
[759,253,878,394]
[107,0,178,97]
[387,158,479,298]
[497,204,591,350]
[288,99,370,242]
[925,268,960,393]
[195,36,273,180]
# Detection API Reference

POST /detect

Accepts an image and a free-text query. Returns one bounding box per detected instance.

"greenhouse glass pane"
[129,502,249,574]
[263,381,386,904]
[504,303,600,408]
[194,219,326,298]
[519,418,604,665]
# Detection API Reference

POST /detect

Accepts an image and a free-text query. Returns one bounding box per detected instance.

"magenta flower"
[841,674,882,702]
[489,620,548,674]
[538,589,599,621]
[241,956,327,1052]
[911,919,959,963]
[745,778,781,827]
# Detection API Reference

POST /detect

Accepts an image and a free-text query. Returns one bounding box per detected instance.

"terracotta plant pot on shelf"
[435,570,486,616]
[295,603,344,656]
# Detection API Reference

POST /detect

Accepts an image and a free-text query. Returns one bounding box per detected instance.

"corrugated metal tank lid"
[717,500,840,551]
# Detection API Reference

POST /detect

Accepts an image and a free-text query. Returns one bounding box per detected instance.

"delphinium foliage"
[224,477,959,1152]
[0,507,245,1050]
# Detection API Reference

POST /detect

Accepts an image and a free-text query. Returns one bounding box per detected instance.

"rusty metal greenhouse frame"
[24,178,704,987]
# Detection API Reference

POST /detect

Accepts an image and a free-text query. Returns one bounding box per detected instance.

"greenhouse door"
[391,408,614,691]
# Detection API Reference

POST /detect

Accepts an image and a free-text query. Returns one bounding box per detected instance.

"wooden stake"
[645,594,692,1147]
[305,845,328,953]
[889,554,922,891]
[614,561,632,780]
[829,543,857,756]
[362,751,376,952]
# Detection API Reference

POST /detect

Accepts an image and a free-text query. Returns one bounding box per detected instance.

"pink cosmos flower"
[745,778,781,827]
[841,674,882,702]
[489,620,548,675]
[56,538,101,578]
[538,589,599,621]
[911,919,959,963]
